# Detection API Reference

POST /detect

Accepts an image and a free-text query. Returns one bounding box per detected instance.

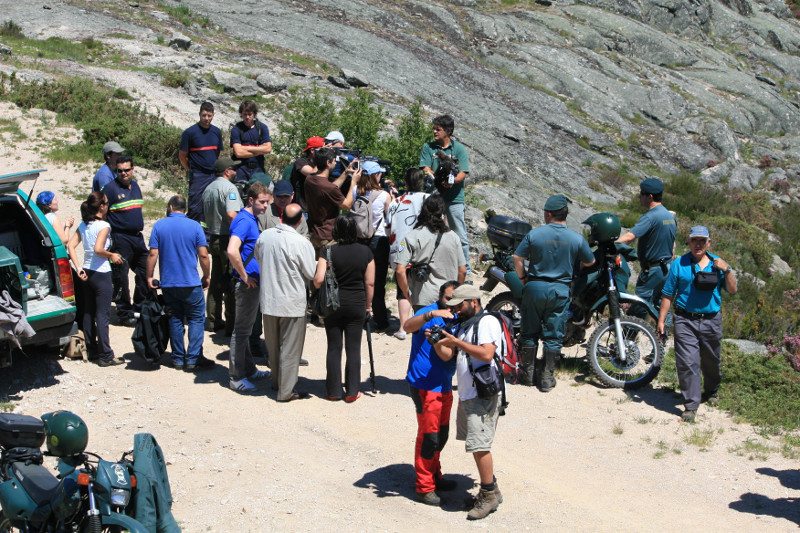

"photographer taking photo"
[433,284,504,520]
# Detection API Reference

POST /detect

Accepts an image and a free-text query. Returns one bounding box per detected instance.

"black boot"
[539,349,559,393]
[519,345,538,386]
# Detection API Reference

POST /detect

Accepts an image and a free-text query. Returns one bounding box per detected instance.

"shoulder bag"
[312,245,341,317]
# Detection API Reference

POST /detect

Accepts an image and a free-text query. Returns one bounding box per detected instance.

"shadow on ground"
[0,348,67,398]
[728,467,800,525]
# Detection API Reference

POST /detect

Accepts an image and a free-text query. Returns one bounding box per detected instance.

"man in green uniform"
[616,178,676,319]
[513,194,595,392]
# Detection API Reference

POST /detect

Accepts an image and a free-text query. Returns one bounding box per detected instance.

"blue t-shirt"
[180,123,223,173]
[229,208,260,282]
[149,213,207,288]
[92,164,115,192]
[630,204,676,264]
[514,223,594,283]
[661,252,728,314]
[406,302,457,393]
[231,120,270,168]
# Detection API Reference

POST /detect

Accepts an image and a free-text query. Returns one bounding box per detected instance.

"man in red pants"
[403,281,460,506]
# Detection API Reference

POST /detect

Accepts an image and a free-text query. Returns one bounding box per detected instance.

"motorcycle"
[479,212,664,390]
[0,411,148,533]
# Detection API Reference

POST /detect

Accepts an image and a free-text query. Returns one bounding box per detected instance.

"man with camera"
[403,280,460,506]
[305,147,359,255]
[432,284,504,520]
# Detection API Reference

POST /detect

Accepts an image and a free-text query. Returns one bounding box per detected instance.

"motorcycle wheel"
[587,315,663,389]
[486,291,521,339]
[0,512,24,533]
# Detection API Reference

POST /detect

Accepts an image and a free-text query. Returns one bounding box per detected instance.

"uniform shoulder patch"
[229,192,238,200]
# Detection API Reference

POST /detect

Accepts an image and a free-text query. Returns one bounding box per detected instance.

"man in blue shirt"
[92,141,125,192]
[658,226,737,423]
[617,178,677,319]
[179,102,223,227]
[226,181,272,393]
[231,100,272,189]
[146,195,212,370]
[513,194,595,391]
[403,281,459,506]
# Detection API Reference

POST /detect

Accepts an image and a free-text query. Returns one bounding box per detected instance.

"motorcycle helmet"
[41,411,88,457]
[582,213,622,246]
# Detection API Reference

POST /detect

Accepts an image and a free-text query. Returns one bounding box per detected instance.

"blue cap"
[689,226,709,239]
[273,180,294,196]
[640,178,663,195]
[36,191,55,206]
[362,161,386,175]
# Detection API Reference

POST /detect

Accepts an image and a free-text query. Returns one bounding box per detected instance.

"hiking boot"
[704,391,719,407]
[681,409,697,423]
[519,345,538,387]
[464,479,503,507]
[538,349,559,393]
[467,487,500,520]
[416,490,441,506]
[230,377,257,393]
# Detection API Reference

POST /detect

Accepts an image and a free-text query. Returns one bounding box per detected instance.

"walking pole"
[365,313,377,393]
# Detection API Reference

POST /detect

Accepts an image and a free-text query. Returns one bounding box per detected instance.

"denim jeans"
[445,201,470,274]
[229,281,260,380]
[161,285,206,365]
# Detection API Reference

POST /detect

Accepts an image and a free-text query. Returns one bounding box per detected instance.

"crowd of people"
[36,99,739,520]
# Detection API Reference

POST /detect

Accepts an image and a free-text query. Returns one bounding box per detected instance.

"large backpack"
[474,311,522,385]
[350,190,381,239]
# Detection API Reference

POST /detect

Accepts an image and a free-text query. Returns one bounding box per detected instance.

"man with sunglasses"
[102,155,153,326]
[617,178,676,320]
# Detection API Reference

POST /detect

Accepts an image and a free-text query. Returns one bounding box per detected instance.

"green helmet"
[582,213,622,246]
[41,411,88,457]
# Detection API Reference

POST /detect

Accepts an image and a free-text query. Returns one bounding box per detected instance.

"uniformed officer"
[513,194,595,392]
[616,178,676,319]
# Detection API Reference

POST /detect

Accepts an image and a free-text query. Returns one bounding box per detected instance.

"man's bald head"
[283,203,303,227]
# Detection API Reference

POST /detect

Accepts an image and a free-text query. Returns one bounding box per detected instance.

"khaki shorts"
[456,396,500,453]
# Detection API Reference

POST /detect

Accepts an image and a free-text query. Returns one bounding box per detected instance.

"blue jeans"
[445,201,470,274]
[161,286,206,365]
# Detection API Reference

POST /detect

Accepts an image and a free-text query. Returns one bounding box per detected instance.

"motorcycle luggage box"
[0,414,46,449]
[487,215,532,250]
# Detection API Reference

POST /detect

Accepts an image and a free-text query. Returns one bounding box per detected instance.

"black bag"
[311,245,340,318]
[466,313,508,410]
[692,254,719,291]
[408,231,443,283]
[132,294,170,365]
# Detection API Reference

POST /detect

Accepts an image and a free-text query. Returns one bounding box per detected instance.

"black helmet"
[582,213,622,246]
[41,411,88,457]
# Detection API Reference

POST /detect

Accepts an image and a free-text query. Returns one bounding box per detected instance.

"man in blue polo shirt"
[226,181,272,393]
[231,100,272,190]
[419,114,471,274]
[617,177,677,319]
[179,102,223,227]
[146,195,213,370]
[513,194,595,392]
[403,281,460,506]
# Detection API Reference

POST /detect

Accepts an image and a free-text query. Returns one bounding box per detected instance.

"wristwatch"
[724,266,732,274]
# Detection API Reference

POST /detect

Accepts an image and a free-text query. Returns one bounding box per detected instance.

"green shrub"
[0,20,24,39]
[161,70,189,88]
[273,85,336,157]
[337,89,387,155]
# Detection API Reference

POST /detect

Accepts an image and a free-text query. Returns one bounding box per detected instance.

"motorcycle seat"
[11,462,60,506]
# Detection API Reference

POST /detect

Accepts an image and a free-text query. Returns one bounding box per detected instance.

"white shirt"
[255,223,316,317]
[79,220,112,273]
[352,187,389,237]
[455,314,504,401]
[386,191,429,267]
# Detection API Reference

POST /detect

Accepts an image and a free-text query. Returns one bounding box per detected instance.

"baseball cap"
[303,136,325,152]
[640,178,664,195]
[362,161,386,175]
[214,156,242,174]
[102,141,125,155]
[36,191,55,206]
[689,226,710,240]
[273,180,294,196]
[446,285,482,307]
[324,130,345,144]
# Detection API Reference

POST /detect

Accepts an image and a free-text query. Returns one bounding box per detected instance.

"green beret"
[640,178,663,195]
[248,172,272,186]
[544,194,568,211]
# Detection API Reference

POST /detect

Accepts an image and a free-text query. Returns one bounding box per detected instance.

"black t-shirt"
[328,243,373,307]
[290,157,312,211]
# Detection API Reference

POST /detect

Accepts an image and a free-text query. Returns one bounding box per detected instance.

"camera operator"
[432,284,504,520]
[305,147,359,255]
[286,136,324,212]
[403,281,460,506]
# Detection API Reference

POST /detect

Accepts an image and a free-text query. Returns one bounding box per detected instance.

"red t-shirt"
[305,173,345,241]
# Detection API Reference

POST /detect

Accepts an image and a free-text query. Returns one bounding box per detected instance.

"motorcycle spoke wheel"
[587,315,663,389]
[0,512,23,533]
[486,292,521,339]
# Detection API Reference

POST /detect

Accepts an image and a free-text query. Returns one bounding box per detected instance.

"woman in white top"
[36,191,74,245]
[356,161,393,331]
[67,191,124,367]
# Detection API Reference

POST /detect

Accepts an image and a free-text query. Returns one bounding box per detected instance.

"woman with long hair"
[67,191,125,367]
[313,215,375,402]
[36,190,74,245]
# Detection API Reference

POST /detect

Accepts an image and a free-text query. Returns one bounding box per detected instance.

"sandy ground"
[2,90,800,532]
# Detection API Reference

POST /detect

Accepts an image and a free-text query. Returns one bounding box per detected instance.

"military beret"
[544,194,568,211]
[640,178,664,195]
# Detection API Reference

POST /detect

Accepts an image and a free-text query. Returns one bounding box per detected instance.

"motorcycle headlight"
[110,488,131,508]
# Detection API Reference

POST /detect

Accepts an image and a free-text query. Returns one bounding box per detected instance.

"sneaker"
[299,358,309,366]
[681,409,697,423]
[393,330,407,341]
[230,377,257,393]
[467,488,500,520]
[97,358,124,367]
[248,369,269,381]
[416,491,441,506]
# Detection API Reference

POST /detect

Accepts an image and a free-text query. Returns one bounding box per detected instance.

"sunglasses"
[118,168,133,173]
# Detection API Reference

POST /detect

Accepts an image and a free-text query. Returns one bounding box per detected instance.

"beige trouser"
[263,315,307,401]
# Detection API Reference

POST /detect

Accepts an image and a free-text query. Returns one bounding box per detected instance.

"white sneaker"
[248,369,269,381]
[230,377,257,393]
[393,330,407,340]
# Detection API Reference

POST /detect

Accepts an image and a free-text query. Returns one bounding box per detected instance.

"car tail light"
[58,258,75,302]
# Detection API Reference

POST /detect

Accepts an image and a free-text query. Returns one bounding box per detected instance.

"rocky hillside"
[2,0,800,236]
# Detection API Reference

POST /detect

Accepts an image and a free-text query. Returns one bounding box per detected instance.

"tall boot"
[519,345,538,386]
[539,348,559,393]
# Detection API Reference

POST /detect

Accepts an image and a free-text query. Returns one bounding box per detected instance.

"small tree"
[379,99,431,178]
[273,85,336,157]
[336,89,387,155]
